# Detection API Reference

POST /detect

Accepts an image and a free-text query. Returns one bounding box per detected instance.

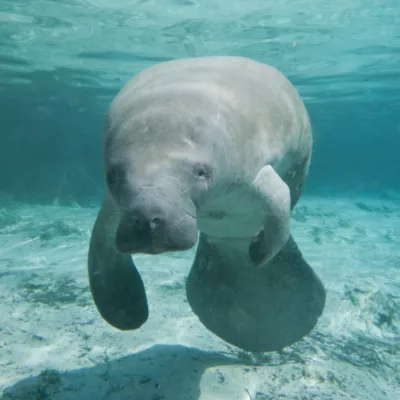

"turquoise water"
[1,0,400,203]
[0,1,399,399]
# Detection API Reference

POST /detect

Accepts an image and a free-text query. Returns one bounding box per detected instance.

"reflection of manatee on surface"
[87,56,326,352]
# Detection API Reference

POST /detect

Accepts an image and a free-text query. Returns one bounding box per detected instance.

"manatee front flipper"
[249,165,290,266]
[88,195,148,330]
[249,165,291,266]
[186,234,326,352]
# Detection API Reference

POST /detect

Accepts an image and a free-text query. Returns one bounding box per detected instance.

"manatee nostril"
[150,217,163,230]
[131,217,144,230]
[129,215,164,231]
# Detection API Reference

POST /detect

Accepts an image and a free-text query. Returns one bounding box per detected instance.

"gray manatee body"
[88,56,326,352]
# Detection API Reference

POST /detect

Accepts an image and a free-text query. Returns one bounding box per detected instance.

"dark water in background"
[1,0,399,205]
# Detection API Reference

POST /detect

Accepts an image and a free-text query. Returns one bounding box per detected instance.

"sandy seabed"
[0,192,399,400]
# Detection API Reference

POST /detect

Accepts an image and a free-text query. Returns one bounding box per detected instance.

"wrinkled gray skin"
[88,56,326,352]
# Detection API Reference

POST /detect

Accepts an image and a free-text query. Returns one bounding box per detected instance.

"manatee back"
[110,56,312,208]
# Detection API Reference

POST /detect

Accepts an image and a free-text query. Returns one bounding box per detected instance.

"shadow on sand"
[3,344,240,400]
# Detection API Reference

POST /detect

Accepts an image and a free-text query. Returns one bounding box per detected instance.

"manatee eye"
[194,163,212,181]
[106,164,125,189]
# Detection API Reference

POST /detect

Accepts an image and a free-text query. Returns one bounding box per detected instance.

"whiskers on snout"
[114,206,198,255]
[106,177,200,255]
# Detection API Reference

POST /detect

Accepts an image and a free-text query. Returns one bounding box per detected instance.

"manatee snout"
[115,190,198,255]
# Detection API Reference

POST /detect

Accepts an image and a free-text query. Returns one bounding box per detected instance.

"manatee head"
[102,107,218,255]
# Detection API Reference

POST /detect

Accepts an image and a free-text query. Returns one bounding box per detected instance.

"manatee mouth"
[117,239,194,255]
[115,227,166,254]
[116,240,163,255]
[115,212,198,255]
[113,185,199,255]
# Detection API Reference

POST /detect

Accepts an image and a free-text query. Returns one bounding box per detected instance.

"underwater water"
[0,1,399,399]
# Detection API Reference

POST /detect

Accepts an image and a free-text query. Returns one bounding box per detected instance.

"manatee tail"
[186,234,326,352]
[88,196,148,330]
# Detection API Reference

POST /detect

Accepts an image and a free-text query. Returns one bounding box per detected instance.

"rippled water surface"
[1,0,400,100]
